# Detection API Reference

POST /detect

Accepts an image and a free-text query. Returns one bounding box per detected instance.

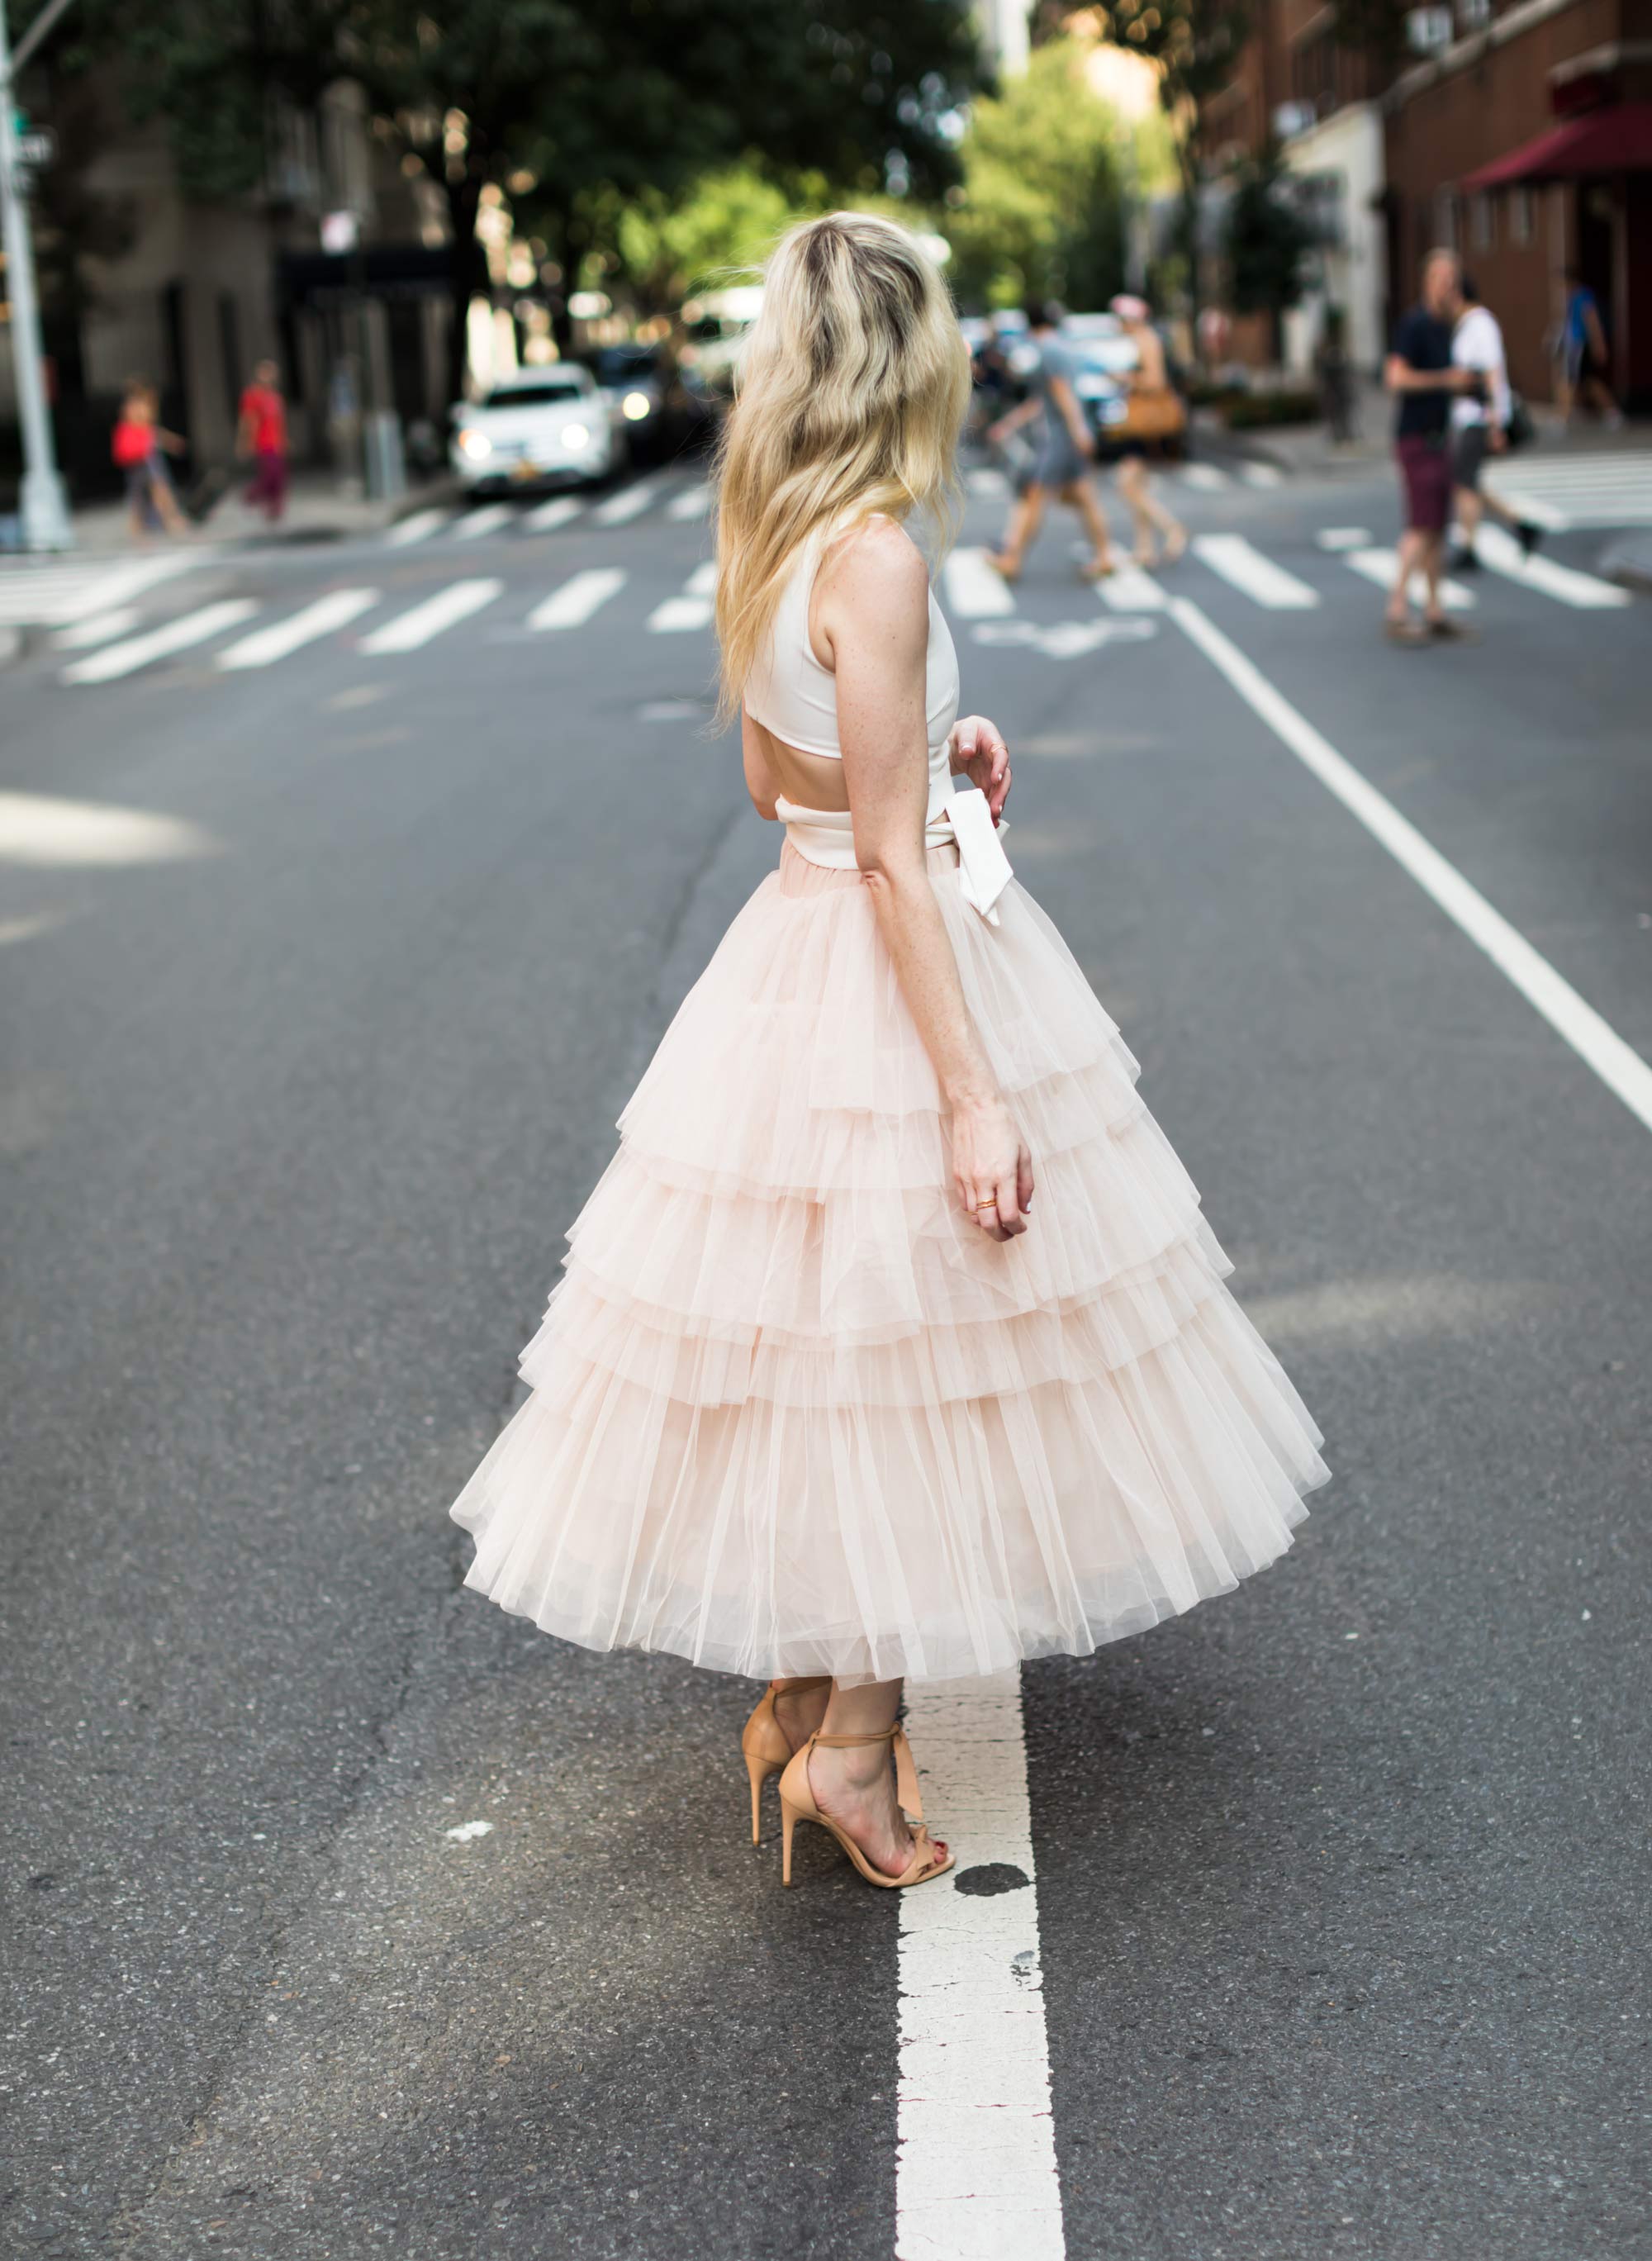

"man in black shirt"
[1384,249,1481,645]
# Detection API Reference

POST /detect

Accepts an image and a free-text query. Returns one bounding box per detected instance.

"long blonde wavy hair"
[712,211,971,728]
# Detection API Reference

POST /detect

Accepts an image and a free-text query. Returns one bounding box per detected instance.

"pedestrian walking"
[1448,274,1543,572]
[449,212,1327,1891]
[111,379,188,544]
[1555,269,1624,429]
[985,301,1118,582]
[238,359,290,523]
[1383,248,1483,646]
[1108,293,1187,569]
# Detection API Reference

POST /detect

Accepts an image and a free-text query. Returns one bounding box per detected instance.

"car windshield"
[593,349,657,382]
[481,380,585,409]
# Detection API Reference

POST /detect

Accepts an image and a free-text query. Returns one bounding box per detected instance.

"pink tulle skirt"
[450,839,1329,1684]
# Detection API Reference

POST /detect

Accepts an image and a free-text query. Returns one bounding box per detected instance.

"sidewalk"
[1,468,458,558]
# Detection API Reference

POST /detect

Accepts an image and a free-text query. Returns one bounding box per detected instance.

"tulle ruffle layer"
[453,841,1327,1684]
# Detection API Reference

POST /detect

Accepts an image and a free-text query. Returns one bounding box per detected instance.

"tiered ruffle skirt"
[451,841,1328,1684]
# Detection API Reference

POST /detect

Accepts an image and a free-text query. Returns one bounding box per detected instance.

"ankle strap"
[810,1725,923,1821]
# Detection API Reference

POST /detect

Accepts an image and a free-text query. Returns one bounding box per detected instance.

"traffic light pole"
[0,0,74,549]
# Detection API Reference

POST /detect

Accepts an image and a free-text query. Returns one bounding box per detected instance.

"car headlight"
[458,429,491,459]
[561,422,590,450]
[621,391,653,421]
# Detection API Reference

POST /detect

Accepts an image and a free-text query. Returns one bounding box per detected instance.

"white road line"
[1241,462,1284,487]
[524,496,583,533]
[384,507,451,548]
[1471,524,1631,609]
[1179,463,1231,491]
[0,552,208,625]
[1095,561,1167,612]
[526,568,626,631]
[591,479,662,528]
[667,483,712,521]
[54,606,142,650]
[967,466,1009,498]
[358,578,501,654]
[942,548,1016,620]
[896,1672,1065,2261]
[647,561,718,633]
[1192,534,1320,609]
[1170,595,1652,1137]
[1343,548,1474,610]
[216,588,381,670]
[1316,527,1372,551]
[453,503,515,540]
[62,600,259,685]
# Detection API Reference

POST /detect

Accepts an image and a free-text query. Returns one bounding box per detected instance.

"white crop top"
[743,517,961,780]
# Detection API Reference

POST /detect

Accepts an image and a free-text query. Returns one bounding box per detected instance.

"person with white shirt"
[1450,277,1542,572]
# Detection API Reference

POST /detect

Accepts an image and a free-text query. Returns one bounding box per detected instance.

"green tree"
[609,166,828,314]
[64,0,986,395]
[1222,140,1313,356]
[942,39,1127,311]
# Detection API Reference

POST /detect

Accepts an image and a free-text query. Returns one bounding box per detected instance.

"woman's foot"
[805,1736,947,1880]
[1162,525,1188,566]
[985,551,1021,582]
[1077,550,1118,580]
[769,1678,830,1754]
[1131,544,1160,570]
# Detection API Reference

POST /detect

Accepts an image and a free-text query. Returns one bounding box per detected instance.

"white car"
[449,368,619,493]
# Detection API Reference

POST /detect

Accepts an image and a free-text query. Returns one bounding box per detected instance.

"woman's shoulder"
[817,512,929,612]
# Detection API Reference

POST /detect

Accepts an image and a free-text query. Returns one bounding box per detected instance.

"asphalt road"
[2,448,1649,2261]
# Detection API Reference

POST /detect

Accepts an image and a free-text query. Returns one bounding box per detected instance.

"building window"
[1457,0,1491,27]
[1510,184,1533,245]
[1470,192,1494,251]
[1434,187,1460,252]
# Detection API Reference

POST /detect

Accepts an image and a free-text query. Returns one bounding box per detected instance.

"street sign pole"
[0,0,73,549]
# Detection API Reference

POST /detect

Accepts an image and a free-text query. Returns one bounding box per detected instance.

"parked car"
[449,367,619,494]
[585,343,709,463]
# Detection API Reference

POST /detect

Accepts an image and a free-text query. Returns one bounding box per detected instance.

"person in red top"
[238,360,289,522]
[112,378,188,542]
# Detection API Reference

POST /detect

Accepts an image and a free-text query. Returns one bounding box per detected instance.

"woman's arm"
[1047,374,1094,456]
[741,710,781,821]
[986,397,1041,445]
[819,522,1032,1240]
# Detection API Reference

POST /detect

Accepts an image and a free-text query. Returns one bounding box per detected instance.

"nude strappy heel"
[739,1677,831,1845]
[777,1725,955,1890]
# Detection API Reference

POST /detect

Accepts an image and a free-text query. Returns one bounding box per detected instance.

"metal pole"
[0,0,73,549]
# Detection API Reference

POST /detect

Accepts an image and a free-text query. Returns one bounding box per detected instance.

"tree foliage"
[942,39,1127,311]
[1222,141,1313,321]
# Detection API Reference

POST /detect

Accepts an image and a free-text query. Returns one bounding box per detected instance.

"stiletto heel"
[775,1725,954,1891]
[738,1677,831,1845]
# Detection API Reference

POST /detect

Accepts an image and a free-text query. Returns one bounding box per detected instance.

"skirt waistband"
[775,782,1014,925]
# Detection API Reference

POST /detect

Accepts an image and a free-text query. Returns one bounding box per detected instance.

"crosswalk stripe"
[54,606,143,651]
[942,547,1016,619]
[0,552,207,625]
[384,507,451,548]
[1096,562,1167,612]
[1317,527,1373,551]
[62,599,259,685]
[1179,463,1230,491]
[591,479,662,528]
[1342,548,1475,610]
[358,578,501,653]
[1485,453,1652,529]
[647,562,718,633]
[453,503,514,541]
[526,568,626,631]
[896,1674,1064,2261]
[967,466,1009,498]
[1192,534,1319,608]
[1469,525,1631,608]
[216,588,381,670]
[524,496,583,533]
[1241,462,1283,488]
[666,483,712,522]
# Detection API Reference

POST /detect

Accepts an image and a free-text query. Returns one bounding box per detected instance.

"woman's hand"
[952,1091,1034,1242]
[949,715,1013,823]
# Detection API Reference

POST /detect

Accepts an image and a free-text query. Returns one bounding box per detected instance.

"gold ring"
[976,1200,997,1212]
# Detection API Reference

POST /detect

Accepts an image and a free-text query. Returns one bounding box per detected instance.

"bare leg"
[990,484,1047,576]
[769,1677,830,1752]
[1387,529,1426,625]
[1419,531,1446,623]
[1455,486,1483,550]
[1061,475,1117,575]
[807,1678,947,1880]
[1118,456,1185,563]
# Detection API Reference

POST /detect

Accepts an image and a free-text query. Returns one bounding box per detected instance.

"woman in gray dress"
[985,302,1117,582]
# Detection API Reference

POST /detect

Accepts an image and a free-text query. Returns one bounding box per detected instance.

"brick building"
[1199,0,1652,407]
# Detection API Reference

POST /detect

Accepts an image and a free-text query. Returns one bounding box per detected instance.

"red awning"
[1463,102,1652,189]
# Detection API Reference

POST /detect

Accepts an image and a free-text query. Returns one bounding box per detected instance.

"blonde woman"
[451,216,1327,1891]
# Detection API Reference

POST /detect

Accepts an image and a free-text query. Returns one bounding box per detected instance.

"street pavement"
[2,445,1649,2261]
